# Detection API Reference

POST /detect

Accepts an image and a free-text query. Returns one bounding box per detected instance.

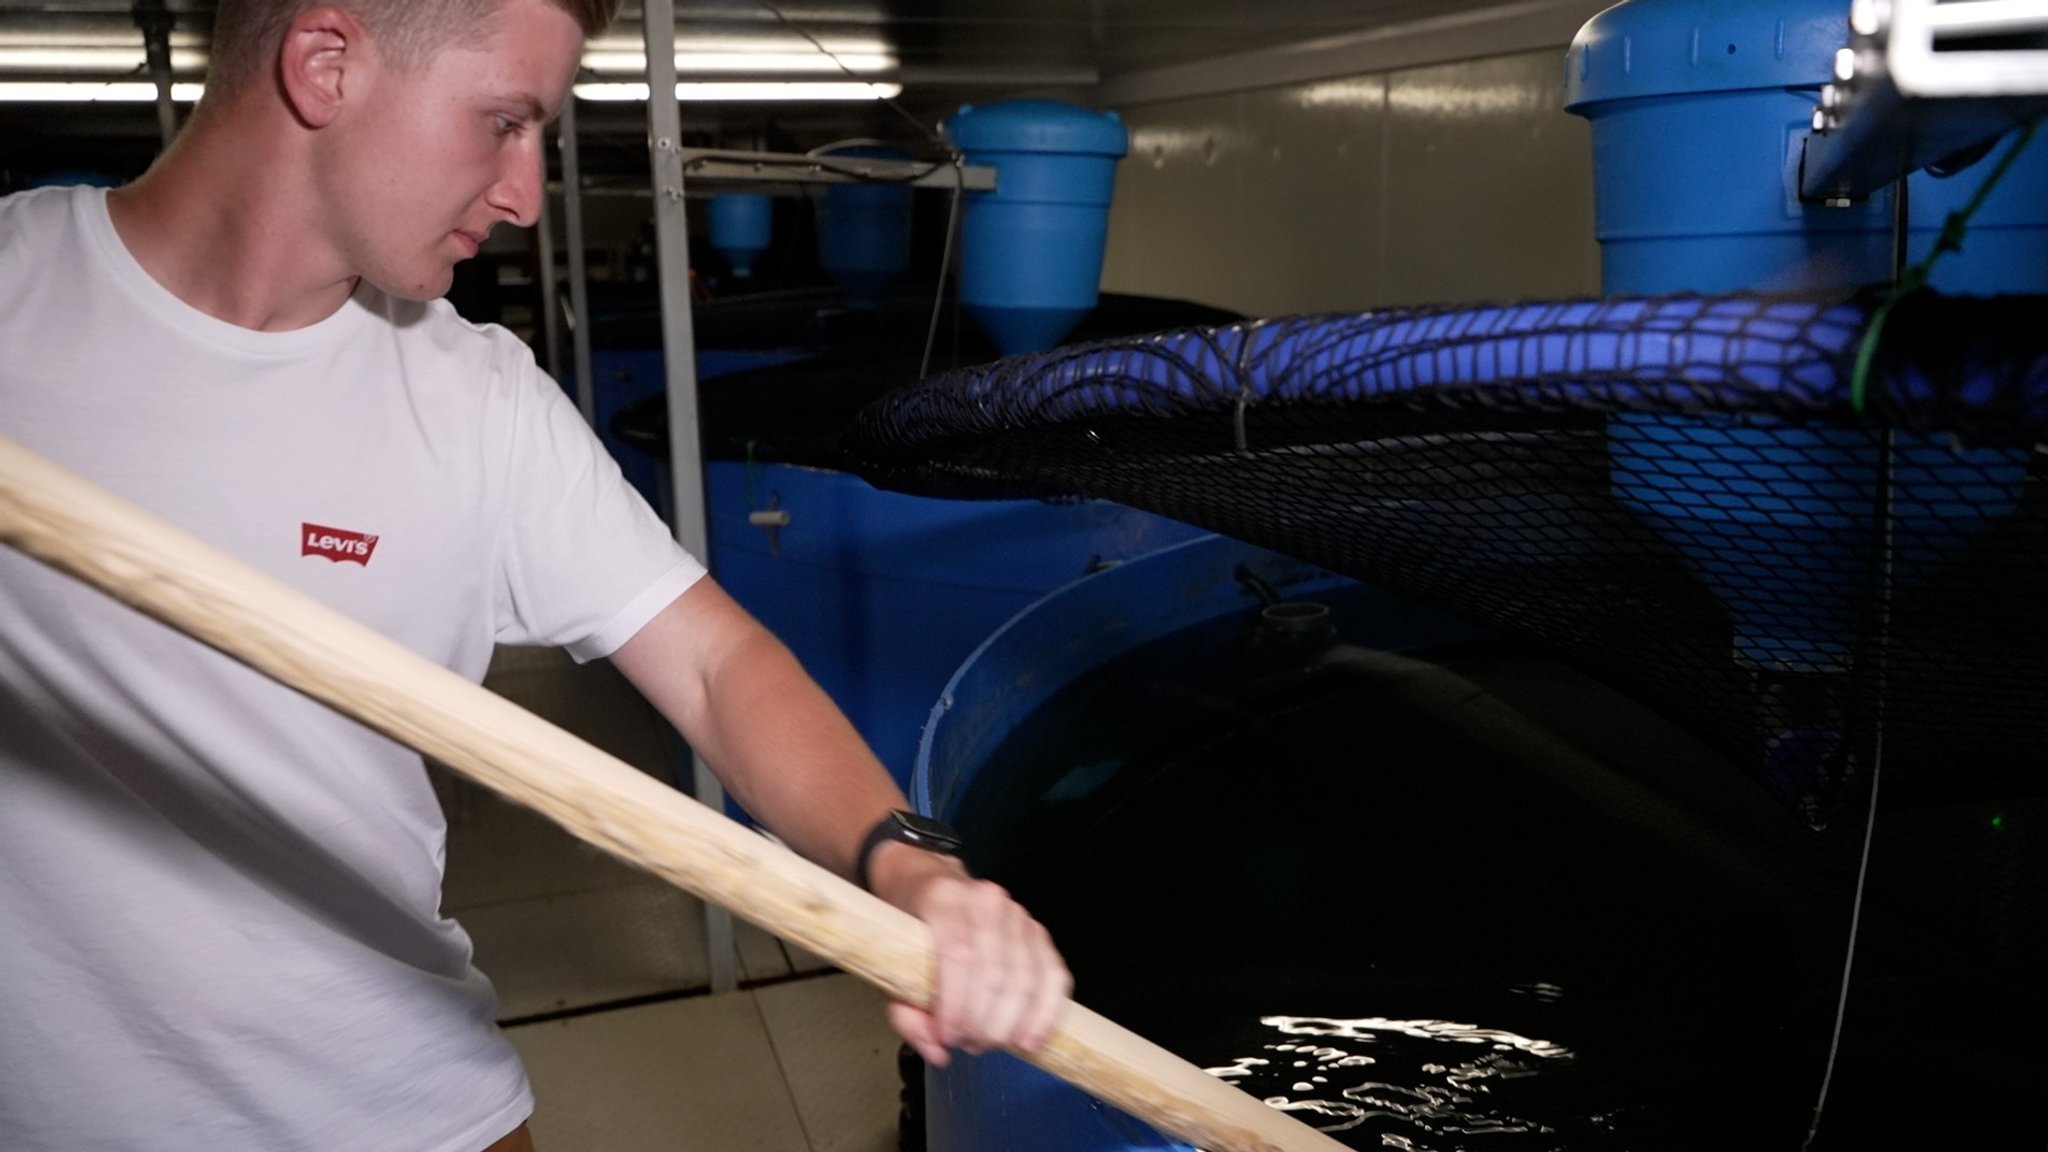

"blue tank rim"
[910,534,1363,820]
[944,98,1129,157]
[1564,0,1849,112]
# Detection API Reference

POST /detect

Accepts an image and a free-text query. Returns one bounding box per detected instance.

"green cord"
[1850,118,2039,413]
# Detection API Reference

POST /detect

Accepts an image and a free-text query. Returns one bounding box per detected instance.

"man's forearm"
[610,580,908,880]
[691,629,909,876]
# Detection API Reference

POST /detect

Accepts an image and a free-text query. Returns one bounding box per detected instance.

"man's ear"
[277,5,367,129]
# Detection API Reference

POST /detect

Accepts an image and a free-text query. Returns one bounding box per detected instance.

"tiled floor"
[506,976,903,1152]
[444,646,903,1152]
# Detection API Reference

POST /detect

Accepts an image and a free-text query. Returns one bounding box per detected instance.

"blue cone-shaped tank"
[707,193,773,279]
[1566,0,2043,817]
[1563,0,2048,294]
[944,100,1128,354]
[814,145,915,299]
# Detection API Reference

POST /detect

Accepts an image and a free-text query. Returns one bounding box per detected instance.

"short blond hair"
[205,0,619,100]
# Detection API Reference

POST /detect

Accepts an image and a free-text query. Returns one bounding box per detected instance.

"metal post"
[641,0,736,995]
[560,95,597,427]
[132,0,178,150]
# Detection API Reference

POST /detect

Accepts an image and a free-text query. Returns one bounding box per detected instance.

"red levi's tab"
[301,523,380,566]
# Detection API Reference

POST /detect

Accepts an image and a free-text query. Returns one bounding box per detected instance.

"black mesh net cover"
[848,292,2048,825]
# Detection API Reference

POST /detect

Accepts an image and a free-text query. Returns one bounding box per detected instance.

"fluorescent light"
[578,34,896,76]
[582,50,896,75]
[572,83,648,100]
[0,81,204,102]
[574,81,902,102]
[0,47,207,71]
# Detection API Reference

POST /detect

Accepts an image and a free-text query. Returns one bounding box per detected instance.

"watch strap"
[856,810,962,891]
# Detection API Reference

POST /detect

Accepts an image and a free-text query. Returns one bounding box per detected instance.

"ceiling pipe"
[131,0,177,149]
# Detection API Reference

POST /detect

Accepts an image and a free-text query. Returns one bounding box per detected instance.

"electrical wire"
[737,0,972,380]
[1803,163,1916,1152]
[1799,723,1884,1152]
[1799,464,1895,1150]
[745,0,960,160]
[921,159,965,380]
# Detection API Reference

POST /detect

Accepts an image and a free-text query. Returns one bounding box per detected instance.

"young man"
[0,1,1069,1149]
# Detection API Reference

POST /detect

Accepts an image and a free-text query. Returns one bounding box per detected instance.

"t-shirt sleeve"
[492,354,705,661]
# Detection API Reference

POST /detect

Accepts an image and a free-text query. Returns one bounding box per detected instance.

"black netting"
[848,292,2048,823]
[606,290,1243,469]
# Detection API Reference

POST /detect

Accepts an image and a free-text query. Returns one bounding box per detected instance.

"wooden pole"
[0,434,1350,1152]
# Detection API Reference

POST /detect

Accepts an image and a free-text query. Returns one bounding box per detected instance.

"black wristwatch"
[856,810,963,890]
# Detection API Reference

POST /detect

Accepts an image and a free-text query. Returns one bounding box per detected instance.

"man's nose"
[490,142,544,229]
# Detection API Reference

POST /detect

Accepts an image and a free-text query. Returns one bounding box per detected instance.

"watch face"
[894,811,963,851]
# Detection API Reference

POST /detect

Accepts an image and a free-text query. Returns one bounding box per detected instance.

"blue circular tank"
[707,193,772,279]
[26,170,122,189]
[709,464,1202,790]
[912,536,1479,1152]
[1562,0,2048,293]
[814,145,915,299]
[944,100,1129,355]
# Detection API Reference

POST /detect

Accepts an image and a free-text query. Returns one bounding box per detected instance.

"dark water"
[954,589,2048,1150]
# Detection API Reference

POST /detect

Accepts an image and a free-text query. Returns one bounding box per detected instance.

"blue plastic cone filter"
[707,193,772,278]
[1567,0,2044,670]
[945,100,1128,354]
[814,145,914,299]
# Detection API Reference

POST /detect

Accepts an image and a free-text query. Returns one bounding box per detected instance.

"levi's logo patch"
[301,523,380,566]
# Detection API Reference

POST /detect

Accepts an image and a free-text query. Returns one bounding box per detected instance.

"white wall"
[1100,47,1601,318]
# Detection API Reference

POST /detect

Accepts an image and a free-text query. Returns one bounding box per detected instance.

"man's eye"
[494,116,520,136]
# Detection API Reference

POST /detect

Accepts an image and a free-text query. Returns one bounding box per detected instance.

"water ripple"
[1203,1013,1584,1149]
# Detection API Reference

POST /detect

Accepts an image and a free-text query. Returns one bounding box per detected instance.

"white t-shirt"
[0,186,706,1151]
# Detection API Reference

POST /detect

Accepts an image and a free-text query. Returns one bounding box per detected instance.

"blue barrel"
[707,193,773,279]
[814,145,915,298]
[945,100,1128,354]
[1564,0,2040,676]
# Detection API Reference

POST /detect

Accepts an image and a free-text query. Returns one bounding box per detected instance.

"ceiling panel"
[0,0,1530,78]
[0,0,1542,179]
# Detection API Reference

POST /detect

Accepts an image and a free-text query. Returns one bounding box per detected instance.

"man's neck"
[106,105,361,333]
